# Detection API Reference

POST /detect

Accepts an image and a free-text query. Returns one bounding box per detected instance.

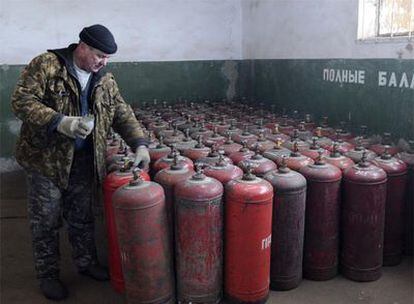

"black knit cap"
[79,24,117,54]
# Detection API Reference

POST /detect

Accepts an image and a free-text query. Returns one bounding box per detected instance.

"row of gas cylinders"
[102,102,413,304]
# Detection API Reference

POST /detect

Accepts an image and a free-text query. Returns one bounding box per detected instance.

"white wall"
[242,0,414,59]
[0,0,242,64]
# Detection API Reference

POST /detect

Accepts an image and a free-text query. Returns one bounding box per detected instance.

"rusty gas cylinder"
[190,122,214,140]
[149,136,172,166]
[154,154,194,241]
[370,133,400,156]
[301,137,330,160]
[204,127,226,147]
[303,114,316,131]
[345,139,377,163]
[147,118,169,136]
[112,169,174,303]
[323,138,354,154]
[280,142,314,171]
[296,122,313,141]
[220,132,243,156]
[175,129,198,153]
[182,135,211,161]
[233,125,258,146]
[163,125,185,146]
[174,166,224,304]
[299,152,342,280]
[195,146,233,166]
[324,143,355,171]
[341,152,387,282]
[282,130,310,152]
[153,147,194,176]
[103,163,150,293]
[264,158,307,290]
[371,148,408,266]
[265,124,290,142]
[396,140,414,255]
[349,125,373,148]
[106,133,121,159]
[279,116,295,135]
[238,146,277,178]
[263,138,292,163]
[224,166,273,304]
[248,132,275,153]
[228,140,255,165]
[204,154,243,184]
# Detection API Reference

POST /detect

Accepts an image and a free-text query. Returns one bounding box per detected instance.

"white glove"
[57,115,94,139]
[133,145,150,169]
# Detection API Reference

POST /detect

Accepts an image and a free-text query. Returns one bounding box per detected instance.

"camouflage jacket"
[11,44,147,189]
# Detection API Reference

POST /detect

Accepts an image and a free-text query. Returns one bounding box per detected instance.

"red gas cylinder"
[341,152,387,281]
[153,148,194,176]
[103,165,150,293]
[195,146,233,166]
[282,130,310,152]
[299,153,342,280]
[370,133,400,156]
[280,143,314,171]
[174,167,224,303]
[149,136,172,165]
[279,116,295,135]
[112,170,174,303]
[296,122,313,141]
[204,127,226,147]
[182,136,211,161]
[371,148,408,266]
[225,167,273,303]
[324,143,355,171]
[318,116,335,138]
[238,148,277,178]
[106,134,121,159]
[396,141,414,255]
[204,154,243,184]
[301,137,330,160]
[265,124,290,142]
[263,139,292,163]
[323,138,354,154]
[220,133,243,156]
[147,118,169,136]
[332,126,353,142]
[264,160,307,290]
[163,126,185,146]
[233,127,258,146]
[303,114,316,131]
[248,133,275,153]
[228,141,255,165]
[154,155,194,239]
[190,122,214,140]
[345,143,377,163]
[175,129,198,154]
[349,125,373,148]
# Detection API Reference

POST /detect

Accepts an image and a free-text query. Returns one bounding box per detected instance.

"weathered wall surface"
[241,0,413,59]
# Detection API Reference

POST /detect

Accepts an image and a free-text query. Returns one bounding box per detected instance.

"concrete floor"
[1,170,413,304]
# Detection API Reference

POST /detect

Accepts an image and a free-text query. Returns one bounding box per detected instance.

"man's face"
[83,45,111,73]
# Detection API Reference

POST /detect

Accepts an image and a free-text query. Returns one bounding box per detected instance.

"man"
[11,24,150,301]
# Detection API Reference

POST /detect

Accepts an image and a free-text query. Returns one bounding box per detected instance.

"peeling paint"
[221,61,238,101]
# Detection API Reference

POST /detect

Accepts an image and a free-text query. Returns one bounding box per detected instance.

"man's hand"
[57,116,94,139]
[133,145,150,169]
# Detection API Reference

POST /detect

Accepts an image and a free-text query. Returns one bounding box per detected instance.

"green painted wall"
[248,59,414,139]
[0,60,243,157]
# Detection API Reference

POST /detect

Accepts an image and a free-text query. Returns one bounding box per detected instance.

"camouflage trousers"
[26,151,98,279]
